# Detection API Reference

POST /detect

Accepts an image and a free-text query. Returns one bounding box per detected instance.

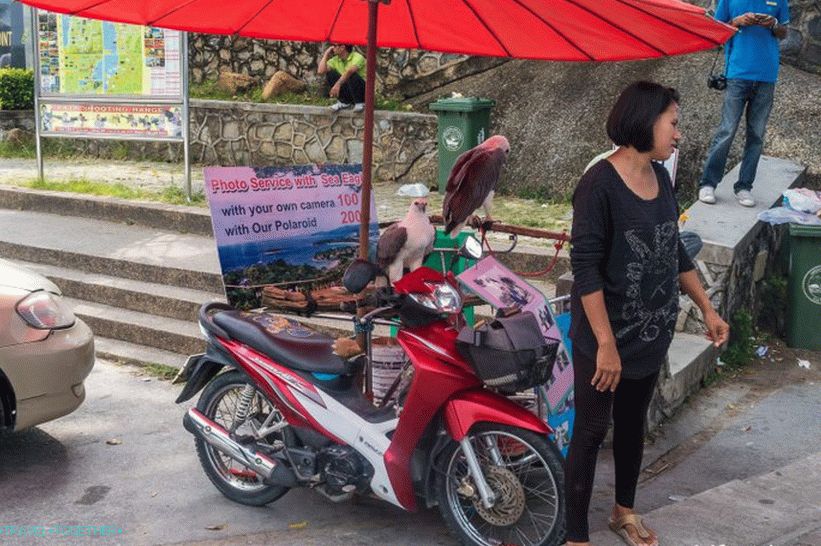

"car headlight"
[408,282,462,314]
[16,291,76,330]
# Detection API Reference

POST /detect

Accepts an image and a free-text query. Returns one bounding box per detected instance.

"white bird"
[377,199,435,283]
[442,135,510,238]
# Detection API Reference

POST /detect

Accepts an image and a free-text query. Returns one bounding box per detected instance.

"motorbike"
[175,237,566,545]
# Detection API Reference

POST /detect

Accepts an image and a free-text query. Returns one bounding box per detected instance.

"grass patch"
[190,80,410,111]
[13,177,207,207]
[141,362,180,381]
[703,310,764,387]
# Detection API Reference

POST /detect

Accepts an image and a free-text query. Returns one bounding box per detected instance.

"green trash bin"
[429,97,495,194]
[786,223,821,350]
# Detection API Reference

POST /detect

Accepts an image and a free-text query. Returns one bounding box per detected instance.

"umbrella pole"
[356,0,380,398]
[358,0,379,260]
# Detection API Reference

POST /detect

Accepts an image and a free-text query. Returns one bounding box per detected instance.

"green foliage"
[0,69,35,110]
[757,274,787,337]
[15,177,206,207]
[721,309,756,368]
[141,362,180,381]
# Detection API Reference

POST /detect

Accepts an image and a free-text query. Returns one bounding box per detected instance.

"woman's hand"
[704,309,729,347]
[592,341,622,392]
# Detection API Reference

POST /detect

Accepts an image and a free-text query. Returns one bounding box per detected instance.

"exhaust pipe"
[184,408,296,487]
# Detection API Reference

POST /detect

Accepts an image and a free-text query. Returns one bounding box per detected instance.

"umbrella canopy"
[20,0,734,260]
[21,0,732,61]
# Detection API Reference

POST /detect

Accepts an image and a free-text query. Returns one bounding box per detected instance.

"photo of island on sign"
[204,164,378,308]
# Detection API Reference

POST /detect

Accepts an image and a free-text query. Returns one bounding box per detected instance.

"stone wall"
[189,100,437,183]
[782,0,821,74]
[0,102,438,185]
[188,34,473,96]
[0,110,35,133]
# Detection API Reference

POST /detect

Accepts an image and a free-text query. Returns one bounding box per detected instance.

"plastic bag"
[783,189,821,214]
[757,206,821,226]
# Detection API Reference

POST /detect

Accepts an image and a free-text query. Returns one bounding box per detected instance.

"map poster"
[37,11,182,97]
[204,165,379,309]
[458,256,576,456]
[40,102,182,139]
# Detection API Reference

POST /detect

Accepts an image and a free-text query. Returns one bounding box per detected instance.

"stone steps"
[64,297,205,356]
[11,259,223,322]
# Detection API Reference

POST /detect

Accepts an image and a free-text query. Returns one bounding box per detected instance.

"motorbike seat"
[213,310,357,376]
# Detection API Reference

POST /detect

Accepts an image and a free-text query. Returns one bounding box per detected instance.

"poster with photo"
[458,256,575,456]
[204,164,378,309]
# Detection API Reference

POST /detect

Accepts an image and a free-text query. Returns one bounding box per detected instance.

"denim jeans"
[699,79,775,193]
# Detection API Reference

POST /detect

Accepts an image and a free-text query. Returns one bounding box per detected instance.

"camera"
[708,74,727,91]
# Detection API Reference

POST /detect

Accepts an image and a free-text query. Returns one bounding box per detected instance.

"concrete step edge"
[66,297,204,355]
[0,240,224,293]
[10,258,225,322]
[0,185,213,236]
[95,336,189,371]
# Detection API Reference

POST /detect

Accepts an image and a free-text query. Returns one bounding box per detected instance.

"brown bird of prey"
[442,135,510,238]
[377,199,435,283]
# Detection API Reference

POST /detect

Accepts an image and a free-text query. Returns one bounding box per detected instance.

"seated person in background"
[318,44,366,113]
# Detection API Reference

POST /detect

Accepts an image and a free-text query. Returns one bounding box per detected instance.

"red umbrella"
[20,0,734,258]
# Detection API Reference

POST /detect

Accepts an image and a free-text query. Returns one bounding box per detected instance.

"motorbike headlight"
[16,291,76,330]
[408,282,462,314]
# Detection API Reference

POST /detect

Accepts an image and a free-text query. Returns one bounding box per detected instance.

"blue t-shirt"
[715,0,790,82]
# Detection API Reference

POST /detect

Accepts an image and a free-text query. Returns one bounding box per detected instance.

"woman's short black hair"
[606,81,680,153]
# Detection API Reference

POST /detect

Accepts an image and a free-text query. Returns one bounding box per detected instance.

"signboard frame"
[30,8,191,196]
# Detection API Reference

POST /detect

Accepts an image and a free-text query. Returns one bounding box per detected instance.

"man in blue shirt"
[698,0,790,207]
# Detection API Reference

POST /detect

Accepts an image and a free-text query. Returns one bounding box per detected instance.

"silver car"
[0,259,94,431]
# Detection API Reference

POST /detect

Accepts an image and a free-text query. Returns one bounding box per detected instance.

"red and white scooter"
[175,238,565,545]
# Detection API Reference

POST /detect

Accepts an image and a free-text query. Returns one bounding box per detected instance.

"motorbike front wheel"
[194,370,292,506]
[435,423,566,546]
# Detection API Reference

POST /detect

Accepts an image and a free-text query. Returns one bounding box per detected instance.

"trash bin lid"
[789,223,821,238]
[429,97,496,112]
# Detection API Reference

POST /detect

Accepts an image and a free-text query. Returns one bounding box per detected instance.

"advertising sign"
[36,11,182,97]
[204,164,378,308]
[40,102,182,138]
[458,256,575,455]
[0,0,25,68]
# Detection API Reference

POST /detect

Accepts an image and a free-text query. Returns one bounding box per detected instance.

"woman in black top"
[566,82,729,546]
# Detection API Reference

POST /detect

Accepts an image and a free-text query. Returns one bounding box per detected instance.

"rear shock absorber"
[233,384,257,426]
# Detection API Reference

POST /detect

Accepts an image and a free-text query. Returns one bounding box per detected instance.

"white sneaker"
[735,190,756,207]
[352,103,365,113]
[698,186,716,204]
[330,101,352,112]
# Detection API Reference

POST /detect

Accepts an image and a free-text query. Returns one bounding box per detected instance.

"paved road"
[1,346,818,545]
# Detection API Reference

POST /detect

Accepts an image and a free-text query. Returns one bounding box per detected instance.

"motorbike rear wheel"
[435,423,566,546]
[194,370,292,506]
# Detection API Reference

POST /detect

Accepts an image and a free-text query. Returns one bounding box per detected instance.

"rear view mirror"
[459,236,483,260]
[343,259,379,294]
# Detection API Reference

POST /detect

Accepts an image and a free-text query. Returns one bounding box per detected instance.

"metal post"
[30,8,44,181]
[358,0,379,261]
[181,31,191,201]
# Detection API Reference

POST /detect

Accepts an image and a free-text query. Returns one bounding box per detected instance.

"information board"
[37,11,182,97]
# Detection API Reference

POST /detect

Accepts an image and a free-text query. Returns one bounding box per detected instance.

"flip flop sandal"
[608,513,658,546]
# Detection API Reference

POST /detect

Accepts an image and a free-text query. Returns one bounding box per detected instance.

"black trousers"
[564,350,659,542]
[325,70,365,104]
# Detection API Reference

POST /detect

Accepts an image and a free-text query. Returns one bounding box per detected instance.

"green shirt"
[327,51,366,81]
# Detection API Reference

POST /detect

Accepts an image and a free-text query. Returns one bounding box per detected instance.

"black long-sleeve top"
[569,160,695,379]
